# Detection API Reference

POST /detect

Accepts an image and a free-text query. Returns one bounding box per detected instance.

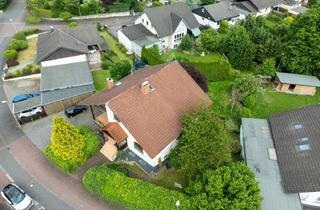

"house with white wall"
[193,1,244,29]
[117,2,200,56]
[233,0,281,17]
[80,61,212,172]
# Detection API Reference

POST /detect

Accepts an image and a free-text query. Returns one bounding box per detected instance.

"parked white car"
[1,183,33,210]
[17,107,43,119]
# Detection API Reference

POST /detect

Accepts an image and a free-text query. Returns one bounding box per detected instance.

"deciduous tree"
[180,62,208,92]
[110,60,132,80]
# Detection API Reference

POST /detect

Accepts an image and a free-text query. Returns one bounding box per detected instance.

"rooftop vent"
[140,81,154,95]
[268,148,277,160]
[293,123,303,130]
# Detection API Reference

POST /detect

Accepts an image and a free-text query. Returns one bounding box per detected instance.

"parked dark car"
[1,183,33,210]
[64,105,87,118]
[12,93,40,103]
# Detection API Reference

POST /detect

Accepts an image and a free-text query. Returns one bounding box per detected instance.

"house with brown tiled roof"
[80,61,212,172]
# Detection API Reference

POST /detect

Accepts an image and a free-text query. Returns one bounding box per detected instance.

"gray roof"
[134,36,160,47]
[144,2,199,38]
[121,24,156,41]
[36,26,108,63]
[249,0,281,9]
[204,2,240,21]
[41,84,94,105]
[36,29,88,64]
[269,105,320,193]
[241,118,302,210]
[233,1,259,13]
[292,6,309,14]
[276,72,320,87]
[13,96,41,114]
[40,61,93,91]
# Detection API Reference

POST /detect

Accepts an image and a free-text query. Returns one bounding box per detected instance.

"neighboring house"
[233,0,281,16]
[36,26,108,69]
[193,1,244,29]
[241,105,320,209]
[275,72,320,96]
[240,118,302,210]
[275,0,308,15]
[118,2,200,56]
[40,55,95,114]
[80,61,212,172]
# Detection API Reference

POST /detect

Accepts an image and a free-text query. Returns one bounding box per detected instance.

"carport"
[12,96,41,114]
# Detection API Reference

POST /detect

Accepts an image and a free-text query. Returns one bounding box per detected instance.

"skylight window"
[298,141,311,151]
[299,137,308,142]
[293,123,303,129]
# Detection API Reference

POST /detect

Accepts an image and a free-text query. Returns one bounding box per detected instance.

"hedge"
[83,165,191,210]
[26,16,41,25]
[33,7,53,18]
[141,46,163,65]
[191,61,233,82]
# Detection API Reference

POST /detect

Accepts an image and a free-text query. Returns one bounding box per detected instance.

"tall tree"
[169,108,233,179]
[187,163,262,210]
[198,28,221,52]
[282,9,320,76]
[50,116,85,165]
[219,25,256,70]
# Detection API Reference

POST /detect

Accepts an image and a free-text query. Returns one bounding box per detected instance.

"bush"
[109,50,116,57]
[116,43,127,54]
[180,62,208,92]
[104,163,129,176]
[141,45,163,65]
[78,126,101,160]
[110,60,131,80]
[96,22,103,31]
[243,95,256,109]
[60,11,72,21]
[3,49,17,59]
[32,65,41,73]
[12,32,26,40]
[8,39,28,51]
[33,7,53,18]
[26,16,42,24]
[232,75,260,100]
[83,166,191,210]
[178,35,193,51]
[6,59,19,67]
[191,61,233,82]
[21,28,40,36]
[152,0,163,7]
[0,0,8,10]
[101,60,112,70]
[257,58,276,77]
[239,107,252,118]
[68,22,78,27]
[22,65,33,75]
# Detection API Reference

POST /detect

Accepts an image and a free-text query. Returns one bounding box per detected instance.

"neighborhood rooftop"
[144,2,200,38]
[40,55,94,105]
[249,0,282,9]
[241,118,302,210]
[81,61,212,158]
[269,105,320,193]
[276,72,320,87]
[120,23,156,41]
[204,1,239,21]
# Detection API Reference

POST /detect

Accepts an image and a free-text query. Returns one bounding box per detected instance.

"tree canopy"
[110,60,132,81]
[232,74,260,100]
[169,108,233,179]
[197,28,221,52]
[219,26,256,70]
[282,9,320,76]
[179,35,193,51]
[187,163,262,210]
[50,116,85,165]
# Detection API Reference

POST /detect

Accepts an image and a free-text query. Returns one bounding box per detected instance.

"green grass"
[252,89,320,118]
[99,31,132,62]
[92,70,110,92]
[162,51,224,63]
[17,37,37,63]
[149,168,188,192]
[105,1,131,12]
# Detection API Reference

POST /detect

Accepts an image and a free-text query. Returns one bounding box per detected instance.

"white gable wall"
[117,30,133,54]
[171,20,188,49]
[255,7,272,16]
[134,13,158,35]
[105,103,177,167]
[194,13,220,29]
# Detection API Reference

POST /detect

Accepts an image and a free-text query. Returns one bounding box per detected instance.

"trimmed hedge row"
[83,165,191,210]
[141,46,163,65]
[191,61,233,82]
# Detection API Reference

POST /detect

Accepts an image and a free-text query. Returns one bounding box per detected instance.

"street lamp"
[9,19,17,33]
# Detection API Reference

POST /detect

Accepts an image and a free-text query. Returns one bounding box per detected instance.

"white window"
[146,21,149,25]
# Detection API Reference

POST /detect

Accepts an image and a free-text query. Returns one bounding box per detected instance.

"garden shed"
[275,72,320,96]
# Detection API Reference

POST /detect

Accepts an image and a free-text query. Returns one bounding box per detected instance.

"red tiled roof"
[102,123,128,143]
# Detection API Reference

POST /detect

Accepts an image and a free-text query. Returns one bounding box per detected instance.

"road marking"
[1,100,7,104]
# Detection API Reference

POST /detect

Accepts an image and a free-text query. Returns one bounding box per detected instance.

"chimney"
[141,81,152,95]
[50,26,54,32]
[106,77,114,89]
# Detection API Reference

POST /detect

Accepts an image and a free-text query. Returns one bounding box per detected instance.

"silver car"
[1,183,33,210]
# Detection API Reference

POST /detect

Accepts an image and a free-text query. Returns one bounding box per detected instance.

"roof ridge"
[106,61,177,105]
[56,28,87,46]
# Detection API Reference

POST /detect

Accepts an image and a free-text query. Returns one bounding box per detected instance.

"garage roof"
[276,72,320,87]
[13,96,41,114]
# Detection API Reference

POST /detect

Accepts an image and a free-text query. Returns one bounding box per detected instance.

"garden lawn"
[161,51,224,63]
[253,88,320,118]
[99,31,132,62]
[45,125,101,173]
[149,168,187,192]
[17,37,37,64]
[92,70,110,92]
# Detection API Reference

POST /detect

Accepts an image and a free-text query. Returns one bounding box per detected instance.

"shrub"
[191,61,233,82]
[109,50,116,57]
[152,0,163,7]
[178,35,193,51]
[83,165,191,210]
[32,65,41,73]
[101,60,112,70]
[8,39,28,51]
[232,74,260,100]
[60,11,72,21]
[3,49,17,59]
[96,22,103,31]
[104,163,129,176]
[141,45,163,65]
[12,32,26,40]
[22,65,33,75]
[78,126,101,160]
[180,62,208,92]
[110,60,131,80]
[26,16,42,24]
[33,7,53,18]
[0,0,8,10]
[243,95,256,109]
[21,28,40,36]
[6,59,19,67]
[257,58,276,77]
[68,22,78,27]
[239,107,252,118]
[116,43,127,54]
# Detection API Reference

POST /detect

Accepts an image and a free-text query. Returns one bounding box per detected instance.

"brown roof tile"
[102,123,128,143]
[82,61,212,158]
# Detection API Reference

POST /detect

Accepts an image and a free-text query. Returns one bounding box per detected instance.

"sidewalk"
[9,137,122,210]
